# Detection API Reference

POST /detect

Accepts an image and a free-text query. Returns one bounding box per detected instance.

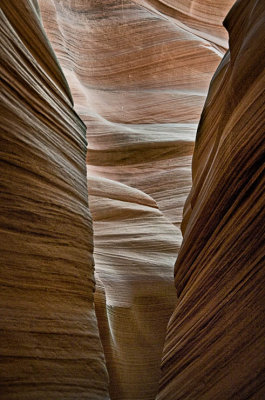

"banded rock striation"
[158,0,265,399]
[1,1,262,400]
[38,0,233,399]
[0,1,109,399]
[39,0,232,227]
[89,176,179,400]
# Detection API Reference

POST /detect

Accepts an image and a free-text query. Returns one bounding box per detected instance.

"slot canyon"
[0,0,264,399]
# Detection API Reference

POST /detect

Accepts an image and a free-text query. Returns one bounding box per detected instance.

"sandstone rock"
[134,0,232,47]
[2,0,257,399]
[39,0,230,228]
[158,1,265,398]
[39,0,233,398]
[0,1,109,399]
[89,176,179,399]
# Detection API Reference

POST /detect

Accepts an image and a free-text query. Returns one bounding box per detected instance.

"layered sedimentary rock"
[39,0,233,398]
[39,0,232,227]
[4,0,258,399]
[0,2,109,399]
[89,176,179,399]
[158,0,265,399]
[135,0,232,48]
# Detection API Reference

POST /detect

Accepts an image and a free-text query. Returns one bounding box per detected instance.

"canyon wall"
[39,0,233,399]
[1,0,264,399]
[158,0,265,398]
[0,2,109,399]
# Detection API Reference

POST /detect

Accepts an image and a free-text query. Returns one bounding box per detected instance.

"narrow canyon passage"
[39,1,232,398]
[1,1,264,400]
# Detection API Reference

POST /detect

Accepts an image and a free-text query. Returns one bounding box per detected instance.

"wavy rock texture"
[39,0,233,227]
[39,0,233,399]
[89,176,179,399]
[134,0,232,48]
[0,1,109,399]
[158,0,265,399]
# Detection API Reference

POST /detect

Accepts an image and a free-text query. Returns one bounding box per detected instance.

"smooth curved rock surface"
[39,0,233,399]
[134,0,232,48]
[89,176,179,399]
[158,1,265,399]
[39,0,231,228]
[0,1,109,399]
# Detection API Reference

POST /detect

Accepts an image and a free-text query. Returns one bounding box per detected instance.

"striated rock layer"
[39,0,233,399]
[158,0,265,399]
[39,0,232,227]
[0,1,109,399]
[88,176,179,399]
[89,176,179,399]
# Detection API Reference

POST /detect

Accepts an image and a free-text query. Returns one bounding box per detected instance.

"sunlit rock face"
[89,176,179,400]
[158,0,265,399]
[0,2,109,399]
[1,0,264,399]
[39,0,232,227]
[39,0,233,399]
[134,0,233,48]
